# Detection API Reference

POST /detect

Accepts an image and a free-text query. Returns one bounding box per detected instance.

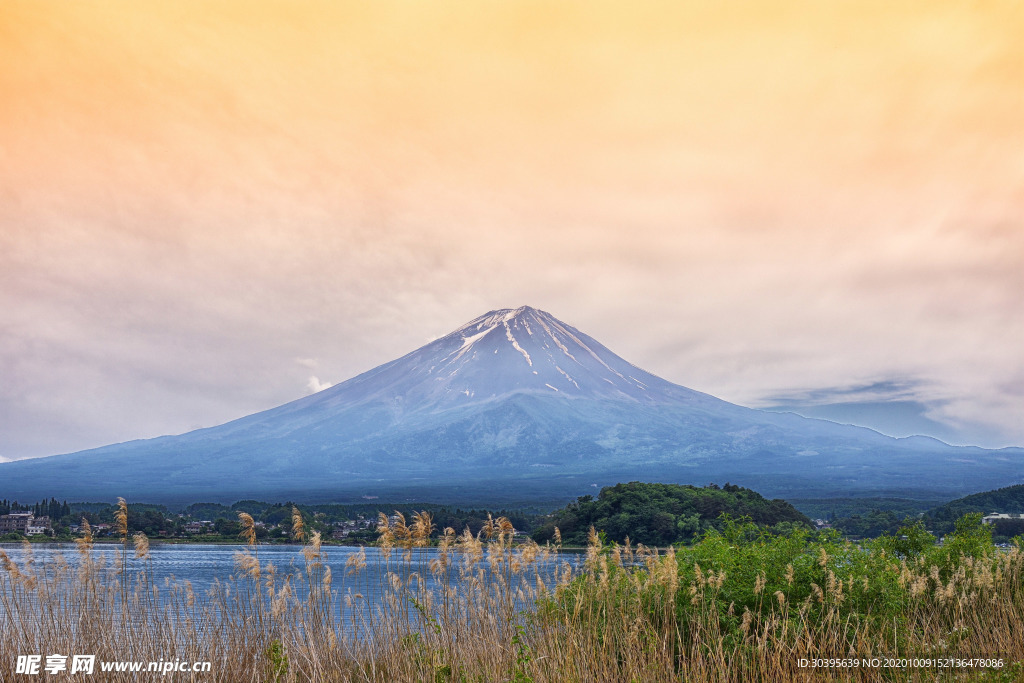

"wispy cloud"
[757,379,971,445]
[0,0,1020,458]
[759,379,928,408]
[306,376,332,394]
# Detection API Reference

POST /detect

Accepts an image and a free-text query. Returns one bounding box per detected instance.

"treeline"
[16,483,1024,546]
[0,498,72,521]
[828,484,1024,541]
[790,513,1024,543]
[927,484,1024,533]
[2,497,540,543]
[532,482,811,546]
[788,497,941,521]
[180,500,536,534]
[831,509,915,538]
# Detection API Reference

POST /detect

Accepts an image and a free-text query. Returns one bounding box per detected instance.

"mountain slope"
[927,484,1024,534]
[2,306,1021,503]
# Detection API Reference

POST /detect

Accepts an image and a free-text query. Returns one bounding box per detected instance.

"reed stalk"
[1,510,1021,681]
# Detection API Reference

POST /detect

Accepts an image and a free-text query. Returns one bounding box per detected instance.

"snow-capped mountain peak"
[3,305,1019,504]
[308,306,714,412]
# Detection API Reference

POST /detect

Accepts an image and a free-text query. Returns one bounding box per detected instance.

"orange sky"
[1,1,1022,457]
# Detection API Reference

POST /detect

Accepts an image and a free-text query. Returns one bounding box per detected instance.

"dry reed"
[2,506,1023,682]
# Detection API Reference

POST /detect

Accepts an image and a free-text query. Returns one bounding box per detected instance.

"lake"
[0,542,583,627]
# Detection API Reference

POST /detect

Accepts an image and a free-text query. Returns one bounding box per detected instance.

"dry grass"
[2,510,1023,682]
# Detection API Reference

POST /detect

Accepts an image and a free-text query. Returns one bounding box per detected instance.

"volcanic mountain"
[2,306,1021,503]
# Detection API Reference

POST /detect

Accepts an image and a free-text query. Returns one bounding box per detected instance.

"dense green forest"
[824,485,1024,541]
[1,496,539,543]
[0,498,71,519]
[791,497,943,539]
[926,484,1024,536]
[787,496,943,521]
[11,483,1024,546]
[531,482,811,546]
[830,509,915,538]
[85,500,536,542]
[179,500,537,535]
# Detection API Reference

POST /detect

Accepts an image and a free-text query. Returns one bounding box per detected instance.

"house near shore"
[0,512,52,536]
[330,517,376,540]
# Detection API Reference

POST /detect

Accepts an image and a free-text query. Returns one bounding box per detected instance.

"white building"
[0,512,51,535]
[982,513,1024,525]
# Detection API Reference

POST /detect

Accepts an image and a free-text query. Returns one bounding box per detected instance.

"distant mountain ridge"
[1,306,1021,503]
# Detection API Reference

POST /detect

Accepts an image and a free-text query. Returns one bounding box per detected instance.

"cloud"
[306,376,333,394]
[0,0,1020,460]
[759,379,927,408]
[757,379,965,444]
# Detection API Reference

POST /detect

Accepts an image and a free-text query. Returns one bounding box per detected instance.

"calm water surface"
[0,543,582,625]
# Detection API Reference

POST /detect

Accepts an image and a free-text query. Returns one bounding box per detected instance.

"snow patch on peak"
[460,327,493,349]
[452,306,550,337]
[504,321,533,366]
[556,366,580,389]
[453,309,518,335]
[557,324,628,382]
[532,315,578,363]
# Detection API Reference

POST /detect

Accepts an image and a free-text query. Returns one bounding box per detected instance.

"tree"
[878,520,935,559]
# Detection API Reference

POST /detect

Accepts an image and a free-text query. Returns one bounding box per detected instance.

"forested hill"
[928,484,1024,531]
[531,482,811,546]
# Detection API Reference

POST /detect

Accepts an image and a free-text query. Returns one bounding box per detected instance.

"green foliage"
[510,624,534,683]
[265,640,288,682]
[43,497,542,543]
[926,484,1024,534]
[532,482,811,546]
[929,512,993,578]
[990,518,1024,542]
[788,496,943,521]
[410,597,443,636]
[554,512,999,661]
[398,631,456,682]
[876,519,936,559]
[677,518,909,647]
[181,502,235,520]
[832,508,913,538]
[978,661,1024,683]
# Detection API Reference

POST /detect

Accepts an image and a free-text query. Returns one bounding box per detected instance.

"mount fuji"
[2,306,1021,503]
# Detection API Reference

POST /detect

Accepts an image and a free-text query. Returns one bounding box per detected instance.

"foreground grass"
[1,505,1023,681]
